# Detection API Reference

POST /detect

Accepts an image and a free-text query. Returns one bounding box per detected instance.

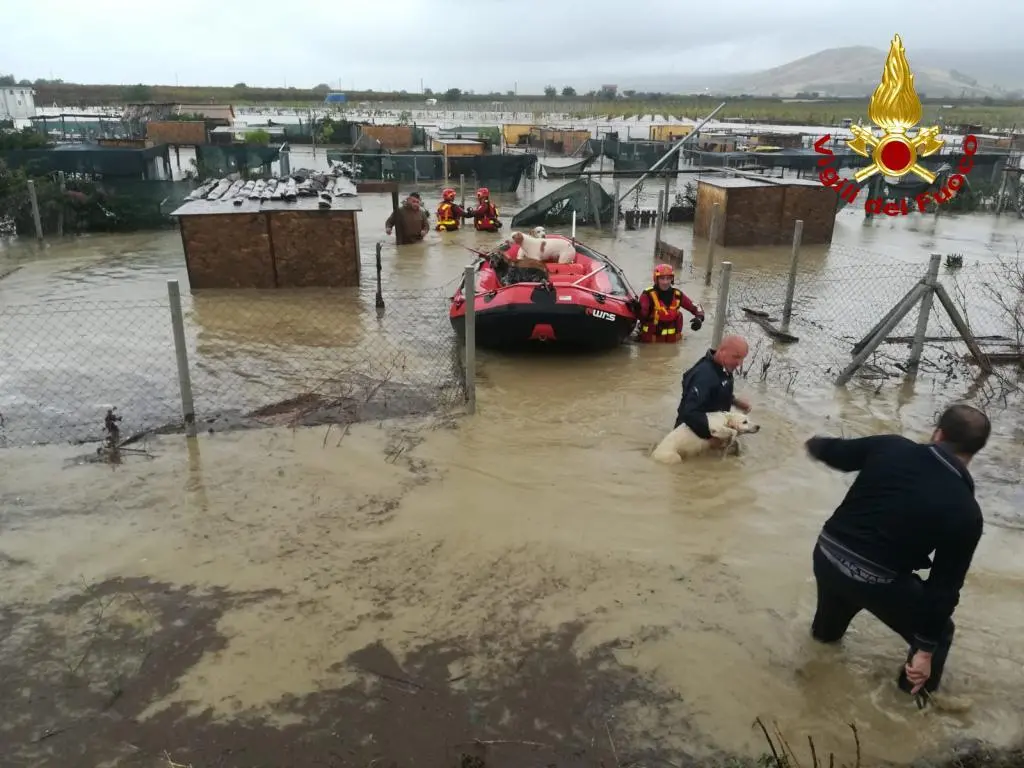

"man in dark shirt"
[805,403,990,699]
[674,335,751,445]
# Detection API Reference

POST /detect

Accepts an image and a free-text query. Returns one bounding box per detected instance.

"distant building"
[0,86,36,121]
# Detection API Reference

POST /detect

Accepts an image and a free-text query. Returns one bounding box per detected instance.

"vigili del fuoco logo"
[814,35,978,216]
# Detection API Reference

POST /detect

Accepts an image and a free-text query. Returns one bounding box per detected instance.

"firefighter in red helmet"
[467,187,502,232]
[636,263,704,343]
[435,187,466,232]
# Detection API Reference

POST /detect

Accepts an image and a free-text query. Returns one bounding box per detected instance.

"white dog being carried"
[652,335,759,463]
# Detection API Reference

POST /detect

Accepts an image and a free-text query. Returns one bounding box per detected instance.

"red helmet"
[476,187,490,199]
[442,188,456,201]
[653,263,675,280]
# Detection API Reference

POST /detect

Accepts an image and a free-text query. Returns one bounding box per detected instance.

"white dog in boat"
[511,231,576,264]
[650,408,761,464]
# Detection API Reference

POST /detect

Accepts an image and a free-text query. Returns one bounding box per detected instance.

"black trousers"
[811,545,955,693]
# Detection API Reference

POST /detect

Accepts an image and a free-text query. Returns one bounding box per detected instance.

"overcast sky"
[3,0,1020,92]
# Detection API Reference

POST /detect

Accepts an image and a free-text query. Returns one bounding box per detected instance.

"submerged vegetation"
[0,160,179,236]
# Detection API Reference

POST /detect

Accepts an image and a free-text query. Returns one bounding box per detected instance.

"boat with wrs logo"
[449,234,640,351]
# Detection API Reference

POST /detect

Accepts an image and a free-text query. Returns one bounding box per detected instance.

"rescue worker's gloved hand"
[690,316,703,331]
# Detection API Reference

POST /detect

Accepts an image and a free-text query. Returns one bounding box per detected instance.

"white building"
[0,86,37,121]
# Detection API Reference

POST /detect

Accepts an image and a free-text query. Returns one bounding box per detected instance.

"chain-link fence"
[0,280,468,447]
[697,249,1022,395]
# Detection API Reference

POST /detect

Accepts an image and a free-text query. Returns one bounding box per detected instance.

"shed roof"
[170,175,361,216]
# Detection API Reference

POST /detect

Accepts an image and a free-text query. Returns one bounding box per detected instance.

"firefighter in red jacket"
[435,188,466,232]
[467,187,502,232]
[636,263,704,343]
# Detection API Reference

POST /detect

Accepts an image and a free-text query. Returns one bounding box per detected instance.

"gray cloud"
[4,0,1022,92]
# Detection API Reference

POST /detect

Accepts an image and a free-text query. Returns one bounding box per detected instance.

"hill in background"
[617,46,1024,99]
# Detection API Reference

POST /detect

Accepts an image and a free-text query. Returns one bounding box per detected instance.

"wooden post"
[654,190,665,256]
[907,253,942,370]
[612,180,621,233]
[932,284,993,373]
[780,220,804,333]
[711,262,732,349]
[836,284,928,386]
[26,179,43,241]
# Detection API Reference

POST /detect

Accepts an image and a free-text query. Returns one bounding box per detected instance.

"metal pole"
[57,171,66,237]
[463,265,476,415]
[908,253,943,370]
[662,172,671,221]
[375,242,385,309]
[612,180,621,232]
[459,173,465,204]
[780,219,804,333]
[711,261,732,349]
[654,189,665,256]
[617,102,726,205]
[704,202,720,287]
[571,211,577,238]
[26,179,43,241]
[166,280,197,437]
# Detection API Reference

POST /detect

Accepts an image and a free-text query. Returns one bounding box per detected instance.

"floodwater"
[2,169,1024,765]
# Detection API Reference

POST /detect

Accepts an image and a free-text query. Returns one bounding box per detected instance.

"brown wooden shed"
[694,177,837,247]
[171,181,363,290]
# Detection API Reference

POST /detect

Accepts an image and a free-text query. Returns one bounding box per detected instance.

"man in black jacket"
[674,335,752,445]
[805,403,990,699]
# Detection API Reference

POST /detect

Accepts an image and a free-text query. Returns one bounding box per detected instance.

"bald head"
[933,403,990,459]
[714,335,749,372]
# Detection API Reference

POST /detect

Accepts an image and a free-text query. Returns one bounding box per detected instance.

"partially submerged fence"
[688,225,1021,393]
[0,258,473,447]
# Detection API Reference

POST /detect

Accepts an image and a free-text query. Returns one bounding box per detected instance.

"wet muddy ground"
[3,179,1024,766]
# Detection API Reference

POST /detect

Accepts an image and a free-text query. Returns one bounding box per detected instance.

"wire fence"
[0,283,468,448]
[695,251,1023,397]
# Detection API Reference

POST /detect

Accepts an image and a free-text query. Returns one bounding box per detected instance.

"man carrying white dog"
[805,403,990,707]
[674,335,752,448]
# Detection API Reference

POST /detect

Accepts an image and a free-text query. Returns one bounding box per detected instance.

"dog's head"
[531,226,546,238]
[725,411,760,434]
[510,231,525,245]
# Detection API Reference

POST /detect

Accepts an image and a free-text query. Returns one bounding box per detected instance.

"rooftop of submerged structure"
[170,174,361,216]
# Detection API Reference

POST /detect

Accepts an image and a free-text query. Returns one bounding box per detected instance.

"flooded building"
[694,177,837,247]
[170,175,363,290]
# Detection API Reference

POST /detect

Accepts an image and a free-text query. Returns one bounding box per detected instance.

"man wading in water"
[805,404,990,708]
[385,192,430,245]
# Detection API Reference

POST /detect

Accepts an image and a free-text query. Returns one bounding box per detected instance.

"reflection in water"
[1,172,1024,763]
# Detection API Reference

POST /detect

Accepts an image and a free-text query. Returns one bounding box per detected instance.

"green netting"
[0,144,170,177]
[510,179,615,228]
[0,167,190,235]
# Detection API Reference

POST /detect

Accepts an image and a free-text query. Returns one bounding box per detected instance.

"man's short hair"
[937,404,991,455]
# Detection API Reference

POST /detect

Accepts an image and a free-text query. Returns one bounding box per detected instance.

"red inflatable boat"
[449,234,640,350]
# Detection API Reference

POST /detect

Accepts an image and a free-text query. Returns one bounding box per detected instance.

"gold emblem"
[848,35,944,184]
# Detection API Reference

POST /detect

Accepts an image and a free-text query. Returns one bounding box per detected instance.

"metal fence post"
[612,180,621,232]
[780,219,804,333]
[653,189,665,256]
[459,173,465,204]
[704,202,721,287]
[57,171,66,237]
[662,172,671,221]
[375,242,385,309]
[167,280,197,437]
[711,261,732,349]
[907,253,942,370]
[26,179,43,241]
[463,265,476,415]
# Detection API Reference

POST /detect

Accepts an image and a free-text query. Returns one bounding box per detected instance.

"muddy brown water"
[1,174,1024,766]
